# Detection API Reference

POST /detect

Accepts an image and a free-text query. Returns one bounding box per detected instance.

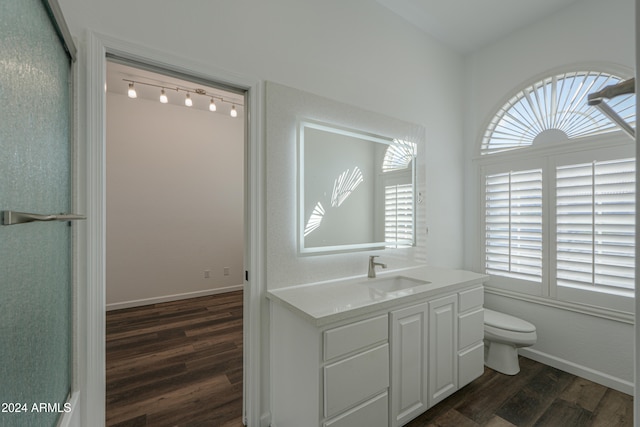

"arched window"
[478,69,636,313]
[481,71,635,155]
[383,139,416,172]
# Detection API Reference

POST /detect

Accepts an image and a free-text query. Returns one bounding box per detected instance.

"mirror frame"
[297,118,417,255]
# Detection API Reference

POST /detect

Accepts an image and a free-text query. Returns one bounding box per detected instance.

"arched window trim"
[479,67,636,156]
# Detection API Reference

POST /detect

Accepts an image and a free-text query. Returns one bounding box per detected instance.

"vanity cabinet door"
[390,303,428,427]
[428,294,458,406]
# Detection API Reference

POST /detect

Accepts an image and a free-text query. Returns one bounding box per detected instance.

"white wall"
[106,91,244,308]
[59,0,467,271]
[462,0,635,393]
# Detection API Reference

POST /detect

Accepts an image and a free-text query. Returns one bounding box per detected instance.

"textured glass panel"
[0,1,72,426]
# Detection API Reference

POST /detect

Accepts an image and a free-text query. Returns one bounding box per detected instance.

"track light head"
[160,89,168,104]
[185,93,193,107]
[127,83,137,99]
[230,105,237,118]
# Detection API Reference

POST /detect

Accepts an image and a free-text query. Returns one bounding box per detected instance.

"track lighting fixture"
[127,82,137,99]
[123,79,242,117]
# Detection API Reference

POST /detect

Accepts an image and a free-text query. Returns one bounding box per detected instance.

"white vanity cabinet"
[323,316,390,426]
[270,306,390,427]
[389,287,483,427]
[268,267,487,427]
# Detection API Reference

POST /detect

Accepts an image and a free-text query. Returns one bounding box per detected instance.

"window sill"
[484,286,635,325]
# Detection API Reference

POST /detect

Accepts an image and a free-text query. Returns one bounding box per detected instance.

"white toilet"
[484,308,537,375]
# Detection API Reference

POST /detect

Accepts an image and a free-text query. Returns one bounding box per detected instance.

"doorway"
[104,58,246,425]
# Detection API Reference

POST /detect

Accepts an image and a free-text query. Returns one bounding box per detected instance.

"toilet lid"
[484,308,536,333]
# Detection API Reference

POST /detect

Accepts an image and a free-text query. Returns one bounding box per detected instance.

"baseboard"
[106,285,244,311]
[519,347,634,395]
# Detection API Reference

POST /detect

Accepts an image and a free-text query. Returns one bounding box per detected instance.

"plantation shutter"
[556,158,635,291]
[484,169,543,282]
[385,183,413,244]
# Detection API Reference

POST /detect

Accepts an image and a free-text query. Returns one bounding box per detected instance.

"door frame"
[83,32,265,426]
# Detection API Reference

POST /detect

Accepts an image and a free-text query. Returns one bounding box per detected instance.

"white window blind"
[485,169,543,282]
[385,183,413,244]
[556,158,635,292]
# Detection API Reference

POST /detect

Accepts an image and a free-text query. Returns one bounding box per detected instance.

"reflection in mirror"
[298,120,417,254]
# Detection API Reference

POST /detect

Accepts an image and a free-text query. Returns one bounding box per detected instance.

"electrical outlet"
[204,270,210,279]
[223,267,230,276]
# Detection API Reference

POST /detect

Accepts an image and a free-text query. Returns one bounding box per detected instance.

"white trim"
[473,131,634,164]
[84,32,265,427]
[635,10,640,421]
[245,79,269,427]
[519,348,634,395]
[69,35,85,427]
[105,285,244,311]
[485,287,634,324]
[84,30,107,427]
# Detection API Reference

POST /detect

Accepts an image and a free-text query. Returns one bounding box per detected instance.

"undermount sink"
[363,276,431,293]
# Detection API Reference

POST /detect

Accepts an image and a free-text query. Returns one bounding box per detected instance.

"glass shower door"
[0,1,77,426]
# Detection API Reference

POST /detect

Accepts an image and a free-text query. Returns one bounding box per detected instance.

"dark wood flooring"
[106,291,632,427]
[405,356,633,427]
[105,291,244,427]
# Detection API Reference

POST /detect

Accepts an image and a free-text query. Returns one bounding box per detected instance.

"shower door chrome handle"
[2,210,86,225]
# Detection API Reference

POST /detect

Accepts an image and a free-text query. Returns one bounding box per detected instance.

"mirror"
[298,119,417,254]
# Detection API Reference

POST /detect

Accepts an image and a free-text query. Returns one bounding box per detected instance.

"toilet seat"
[484,324,537,346]
[484,308,535,333]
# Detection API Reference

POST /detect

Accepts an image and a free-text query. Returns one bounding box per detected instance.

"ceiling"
[106,61,245,117]
[376,0,584,54]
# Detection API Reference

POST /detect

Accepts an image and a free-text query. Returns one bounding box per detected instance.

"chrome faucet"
[368,255,387,278]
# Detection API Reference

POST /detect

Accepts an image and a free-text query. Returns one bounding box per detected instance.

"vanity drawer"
[458,342,484,388]
[324,314,388,361]
[458,308,484,349]
[323,391,388,427]
[459,286,484,312]
[324,343,389,418]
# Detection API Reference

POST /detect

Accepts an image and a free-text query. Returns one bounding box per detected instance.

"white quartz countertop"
[267,265,489,326]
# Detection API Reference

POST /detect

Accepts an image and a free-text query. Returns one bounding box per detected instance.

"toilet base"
[484,341,521,375]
